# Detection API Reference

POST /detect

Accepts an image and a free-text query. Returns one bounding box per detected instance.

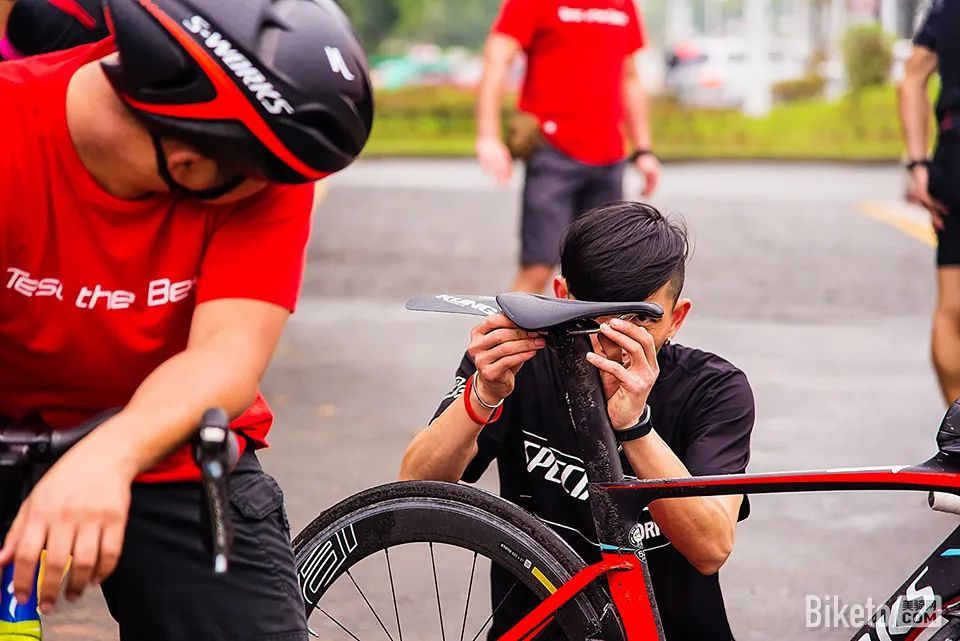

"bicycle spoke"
[469,581,520,641]
[318,607,362,641]
[347,569,396,641]
[385,548,403,641]
[459,552,479,641]
[430,542,447,641]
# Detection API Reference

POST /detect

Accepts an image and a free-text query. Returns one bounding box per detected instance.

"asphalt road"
[43,160,950,640]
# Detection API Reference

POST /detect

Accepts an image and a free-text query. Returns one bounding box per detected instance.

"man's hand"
[634,153,661,197]
[0,433,134,612]
[586,317,659,429]
[468,314,546,402]
[476,136,514,185]
[911,164,950,230]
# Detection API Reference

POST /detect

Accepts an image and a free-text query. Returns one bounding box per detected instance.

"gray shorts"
[521,144,625,267]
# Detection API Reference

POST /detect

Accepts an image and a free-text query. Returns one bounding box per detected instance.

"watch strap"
[614,405,653,443]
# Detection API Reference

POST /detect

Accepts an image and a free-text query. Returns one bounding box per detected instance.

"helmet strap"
[151,133,246,201]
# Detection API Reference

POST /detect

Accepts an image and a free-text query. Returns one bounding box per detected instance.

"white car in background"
[665,38,807,109]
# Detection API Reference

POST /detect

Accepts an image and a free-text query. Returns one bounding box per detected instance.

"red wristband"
[464,374,503,425]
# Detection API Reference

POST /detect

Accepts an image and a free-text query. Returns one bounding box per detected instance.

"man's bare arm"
[475,32,521,184]
[622,57,661,196]
[899,46,939,163]
[621,435,742,576]
[0,298,290,610]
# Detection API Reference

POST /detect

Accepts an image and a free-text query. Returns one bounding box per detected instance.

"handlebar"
[0,408,122,466]
[193,408,238,574]
[0,406,238,574]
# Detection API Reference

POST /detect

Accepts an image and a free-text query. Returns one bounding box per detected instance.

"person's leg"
[101,451,306,641]
[933,205,960,404]
[574,160,626,216]
[515,147,584,294]
[934,268,960,404]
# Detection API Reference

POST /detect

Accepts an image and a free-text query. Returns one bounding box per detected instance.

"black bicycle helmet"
[4,0,109,60]
[101,0,373,183]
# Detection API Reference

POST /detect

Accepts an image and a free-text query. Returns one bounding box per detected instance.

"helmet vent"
[293,106,360,156]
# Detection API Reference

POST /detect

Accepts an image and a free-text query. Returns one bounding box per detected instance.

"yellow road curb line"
[858,201,936,247]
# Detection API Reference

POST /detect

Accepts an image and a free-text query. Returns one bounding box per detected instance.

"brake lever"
[193,408,239,575]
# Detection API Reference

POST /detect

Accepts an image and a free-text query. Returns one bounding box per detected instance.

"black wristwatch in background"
[629,149,657,164]
[906,158,932,172]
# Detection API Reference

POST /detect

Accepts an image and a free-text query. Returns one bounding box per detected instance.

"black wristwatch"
[614,405,653,443]
[629,149,656,163]
[906,158,931,171]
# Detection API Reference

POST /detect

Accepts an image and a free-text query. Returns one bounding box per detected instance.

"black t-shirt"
[2,0,107,61]
[915,0,960,201]
[433,342,755,641]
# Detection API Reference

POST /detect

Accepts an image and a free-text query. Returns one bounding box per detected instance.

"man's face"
[591,285,685,365]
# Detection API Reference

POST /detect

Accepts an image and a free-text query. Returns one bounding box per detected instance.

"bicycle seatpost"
[193,408,238,575]
[549,330,626,484]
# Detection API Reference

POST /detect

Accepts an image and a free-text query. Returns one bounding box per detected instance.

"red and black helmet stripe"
[118,0,330,182]
[45,0,98,29]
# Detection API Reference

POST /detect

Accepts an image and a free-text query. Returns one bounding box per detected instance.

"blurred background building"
[343,0,929,109]
[337,1,929,161]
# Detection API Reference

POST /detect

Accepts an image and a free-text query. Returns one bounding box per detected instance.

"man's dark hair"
[560,202,689,303]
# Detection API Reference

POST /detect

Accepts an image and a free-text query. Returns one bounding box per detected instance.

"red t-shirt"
[0,41,315,482]
[494,0,645,165]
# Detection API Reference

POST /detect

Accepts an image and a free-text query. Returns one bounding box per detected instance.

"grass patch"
[366,86,908,161]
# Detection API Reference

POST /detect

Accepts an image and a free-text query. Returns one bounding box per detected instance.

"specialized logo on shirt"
[522,429,670,552]
[181,15,295,116]
[523,430,590,501]
[5,267,194,311]
[557,6,630,26]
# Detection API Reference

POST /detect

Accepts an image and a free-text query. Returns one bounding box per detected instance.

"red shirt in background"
[494,0,645,165]
[0,41,315,482]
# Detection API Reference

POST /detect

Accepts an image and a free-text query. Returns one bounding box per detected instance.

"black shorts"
[521,144,625,267]
[936,202,960,266]
[1,452,308,641]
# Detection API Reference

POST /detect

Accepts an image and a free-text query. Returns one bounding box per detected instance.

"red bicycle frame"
[496,325,960,641]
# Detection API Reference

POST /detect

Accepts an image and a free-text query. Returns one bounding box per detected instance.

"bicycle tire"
[293,480,625,640]
[931,618,960,640]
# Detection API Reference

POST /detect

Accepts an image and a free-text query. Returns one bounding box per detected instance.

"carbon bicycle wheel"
[292,481,624,641]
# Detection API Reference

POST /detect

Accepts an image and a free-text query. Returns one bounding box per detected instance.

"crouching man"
[401,202,754,641]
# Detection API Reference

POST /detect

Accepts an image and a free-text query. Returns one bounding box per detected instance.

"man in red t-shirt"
[476,0,662,294]
[0,0,372,638]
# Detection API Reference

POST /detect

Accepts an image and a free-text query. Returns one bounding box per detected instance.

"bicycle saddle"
[497,293,663,331]
[405,293,663,331]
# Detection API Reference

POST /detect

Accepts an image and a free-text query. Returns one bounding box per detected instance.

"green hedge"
[366,86,906,160]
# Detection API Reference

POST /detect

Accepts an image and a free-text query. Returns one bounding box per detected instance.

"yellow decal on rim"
[531,567,557,594]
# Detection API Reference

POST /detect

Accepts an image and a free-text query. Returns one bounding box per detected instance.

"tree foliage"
[338,0,501,53]
[842,24,894,93]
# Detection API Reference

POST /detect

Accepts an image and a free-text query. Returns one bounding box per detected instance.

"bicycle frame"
[498,330,960,641]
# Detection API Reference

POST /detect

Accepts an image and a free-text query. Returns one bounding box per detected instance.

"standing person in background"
[475,0,662,294]
[0,0,107,61]
[899,0,960,404]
